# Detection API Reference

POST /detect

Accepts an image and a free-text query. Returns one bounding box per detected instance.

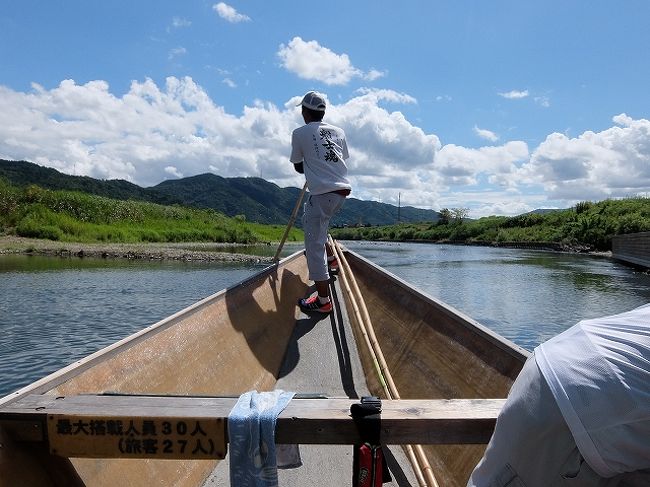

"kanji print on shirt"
[319,128,340,163]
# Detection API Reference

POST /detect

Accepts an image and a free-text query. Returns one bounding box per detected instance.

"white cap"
[297,91,326,111]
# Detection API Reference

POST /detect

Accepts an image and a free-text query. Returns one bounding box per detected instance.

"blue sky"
[1,1,649,217]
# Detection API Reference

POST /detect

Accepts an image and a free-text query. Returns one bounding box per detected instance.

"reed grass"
[332,197,650,251]
[0,179,302,244]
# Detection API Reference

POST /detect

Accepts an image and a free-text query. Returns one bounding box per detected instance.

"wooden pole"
[329,237,428,487]
[273,182,308,262]
[330,237,441,487]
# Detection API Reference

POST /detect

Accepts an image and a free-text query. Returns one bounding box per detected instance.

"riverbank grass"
[332,197,650,251]
[0,181,302,245]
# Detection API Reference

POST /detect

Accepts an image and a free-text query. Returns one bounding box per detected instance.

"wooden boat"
[0,246,529,487]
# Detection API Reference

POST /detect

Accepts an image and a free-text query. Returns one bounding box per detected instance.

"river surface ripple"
[1,241,649,397]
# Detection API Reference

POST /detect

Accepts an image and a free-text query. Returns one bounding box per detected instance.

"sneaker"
[298,295,333,314]
[328,258,339,275]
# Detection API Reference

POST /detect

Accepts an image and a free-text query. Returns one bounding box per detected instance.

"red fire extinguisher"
[351,397,391,486]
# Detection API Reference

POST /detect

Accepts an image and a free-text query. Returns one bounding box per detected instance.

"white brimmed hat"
[297,91,326,111]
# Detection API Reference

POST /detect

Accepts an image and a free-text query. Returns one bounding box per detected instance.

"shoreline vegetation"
[0,178,302,263]
[1,178,649,261]
[0,235,613,264]
[332,198,650,253]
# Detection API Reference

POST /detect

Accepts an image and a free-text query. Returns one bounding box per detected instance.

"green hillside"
[0,159,441,226]
[3,168,648,251]
[152,173,303,225]
[0,178,300,244]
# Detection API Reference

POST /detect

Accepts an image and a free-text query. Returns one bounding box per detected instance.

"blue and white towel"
[228,390,296,487]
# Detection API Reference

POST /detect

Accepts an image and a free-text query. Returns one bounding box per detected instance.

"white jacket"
[535,303,650,477]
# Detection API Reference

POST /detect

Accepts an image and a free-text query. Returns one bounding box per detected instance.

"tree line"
[2,176,649,251]
[331,198,650,251]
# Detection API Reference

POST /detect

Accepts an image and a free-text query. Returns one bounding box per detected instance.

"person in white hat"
[467,303,650,487]
[290,91,351,314]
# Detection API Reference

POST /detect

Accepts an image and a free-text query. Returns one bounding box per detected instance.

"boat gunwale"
[0,250,305,407]
[343,247,531,362]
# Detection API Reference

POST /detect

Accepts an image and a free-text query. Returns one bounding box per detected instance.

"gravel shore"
[0,236,275,263]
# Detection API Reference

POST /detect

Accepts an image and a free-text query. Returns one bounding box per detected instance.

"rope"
[329,236,441,487]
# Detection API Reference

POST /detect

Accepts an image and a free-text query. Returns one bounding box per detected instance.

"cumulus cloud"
[278,37,384,85]
[436,142,529,186]
[1,78,648,218]
[0,79,434,194]
[213,2,250,23]
[474,126,499,142]
[520,114,650,202]
[164,166,183,178]
[296,87,439,207]
[0,78,294,186]
[439,190,544,219]
[498,90,529,99]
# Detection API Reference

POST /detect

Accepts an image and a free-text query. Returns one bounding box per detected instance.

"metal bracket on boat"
[350,396,382,445]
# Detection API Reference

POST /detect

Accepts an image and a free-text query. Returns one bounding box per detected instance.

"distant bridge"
[611,231,650,269]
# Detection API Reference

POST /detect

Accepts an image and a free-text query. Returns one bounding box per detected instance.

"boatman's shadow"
[276,316,320,378]
[224,265,306,380]
[223,260,357,398]
[278,278,359,399]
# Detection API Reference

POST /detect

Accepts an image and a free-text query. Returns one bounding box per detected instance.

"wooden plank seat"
[0,394,505,459]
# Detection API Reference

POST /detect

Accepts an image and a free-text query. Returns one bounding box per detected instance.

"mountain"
[0,159,440,226]
[152,173,305,225]
[0,159,155,202]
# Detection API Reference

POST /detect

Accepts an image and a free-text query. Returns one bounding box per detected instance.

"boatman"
[290,91,351,314]
[467,303,650,487]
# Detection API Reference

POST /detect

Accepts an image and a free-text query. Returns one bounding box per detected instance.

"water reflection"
[1,242,649,397]
[343,241,650,351]
[0,255,267,396]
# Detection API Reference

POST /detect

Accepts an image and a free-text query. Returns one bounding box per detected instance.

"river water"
[1,241,649,397]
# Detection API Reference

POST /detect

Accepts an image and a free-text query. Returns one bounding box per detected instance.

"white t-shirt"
[290,121,351,195]
[535,303,650,477]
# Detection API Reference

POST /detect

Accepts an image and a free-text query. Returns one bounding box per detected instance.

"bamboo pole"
[330,240,391,399]
[273,182,308,262]
[330,238,427,487]
[330,237,441,487]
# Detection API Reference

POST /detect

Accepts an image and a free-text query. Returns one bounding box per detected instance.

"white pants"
[467,357,648,487]
[302,192,345,282]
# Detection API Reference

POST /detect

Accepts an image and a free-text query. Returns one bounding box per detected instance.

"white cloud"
[171,17,191,29]
[222,78,237,88]
[277,37,382,86]
[438,190,543,218]
[498,90,529,99]
[213,3,250,23]
[168,47,187,60]
[520,114,650,203]
[164,166,183,178]
[365,69,386,81]
[1,79,648,219]
[534,96,550,108]
[436,142,529,186]
[474,126,499,142]
[352,88,417,105]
